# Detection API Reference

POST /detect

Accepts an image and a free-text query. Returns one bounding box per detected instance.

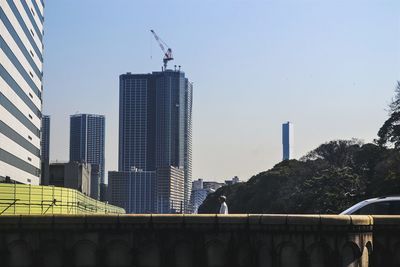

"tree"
[199,140,400,215]
[300,139,363,168]
[377,81,400,149]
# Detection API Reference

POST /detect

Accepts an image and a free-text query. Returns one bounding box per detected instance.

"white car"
[340,196,400,215]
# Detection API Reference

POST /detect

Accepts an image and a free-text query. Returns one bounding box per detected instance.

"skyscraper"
[282,121,294,161]
[184,80,193,212]
[108,170,156,214]
[109,69,193,213]
[40,115,50,184]
[70,114,105,199]
[40,115,50,162]
[0,0,45,185]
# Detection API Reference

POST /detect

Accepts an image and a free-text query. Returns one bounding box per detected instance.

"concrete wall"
[0,214,379,267]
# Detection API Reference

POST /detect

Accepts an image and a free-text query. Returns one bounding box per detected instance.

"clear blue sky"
[43,0,400,182]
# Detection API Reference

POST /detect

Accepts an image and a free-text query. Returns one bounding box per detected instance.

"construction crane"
[150,29,174,70]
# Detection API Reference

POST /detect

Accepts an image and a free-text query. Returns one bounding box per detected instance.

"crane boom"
[150,30,174,70]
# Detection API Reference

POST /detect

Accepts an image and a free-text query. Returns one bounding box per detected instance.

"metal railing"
[0,183,125,215]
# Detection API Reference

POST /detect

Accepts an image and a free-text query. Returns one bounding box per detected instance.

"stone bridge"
[0,214,398,267]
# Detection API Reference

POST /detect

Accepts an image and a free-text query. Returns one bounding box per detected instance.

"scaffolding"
[0,183,125,215]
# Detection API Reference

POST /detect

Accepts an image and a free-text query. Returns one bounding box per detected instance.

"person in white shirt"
[219,195,229,214]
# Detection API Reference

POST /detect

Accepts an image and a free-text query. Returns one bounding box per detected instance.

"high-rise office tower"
[40,115,50,184]
[0,1,45,185]
[109,69,193,213]
[70,114,105,199]
[282,121,294,161]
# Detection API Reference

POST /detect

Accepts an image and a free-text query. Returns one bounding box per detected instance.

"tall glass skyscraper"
[70,114,105,199]
[0,0,45,185]
[282,121,294,161]
[110,69,193,213]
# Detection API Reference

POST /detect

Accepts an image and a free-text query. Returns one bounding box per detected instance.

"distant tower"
[41,115,50,184]
[41,115,50,162]
[282,122,294,160]
[70,114,105,200]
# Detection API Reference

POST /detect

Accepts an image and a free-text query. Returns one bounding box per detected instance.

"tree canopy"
[377,81,400,149]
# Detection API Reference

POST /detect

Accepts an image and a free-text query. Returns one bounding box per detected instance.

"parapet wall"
[0,214,378,267]
[0,214,396,267]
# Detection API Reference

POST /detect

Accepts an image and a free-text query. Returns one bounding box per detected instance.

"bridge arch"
[38,239,64,267]
[72,240,98,267]
[257,244,273,267]
[206,239,227,267]
[174,240,194,267]
[136,241,161,267]
[277,242,300,267]
[341,241,362,267]
[7,240,33,267]
[104,240,132,267]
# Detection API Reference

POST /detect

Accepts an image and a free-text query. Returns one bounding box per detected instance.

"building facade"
[46,161,91,196]
[110,70,192,213]
[40,115,50,162]
[282,121,294,161]
[0,0,45,185]
[190,179,209,214]
[69,114,105,199]
[156,166,184,214]
[108,170,156,214]
[40,114,50,184]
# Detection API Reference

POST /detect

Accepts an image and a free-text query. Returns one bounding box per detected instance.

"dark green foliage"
[198,141,400,214]
[377,81,400,148]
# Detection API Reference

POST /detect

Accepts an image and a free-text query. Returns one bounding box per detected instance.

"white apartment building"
[0,0,44,185]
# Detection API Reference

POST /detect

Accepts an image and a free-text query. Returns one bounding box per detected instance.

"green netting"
[0,184,125,215]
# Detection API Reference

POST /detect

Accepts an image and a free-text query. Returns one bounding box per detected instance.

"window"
[389,201,400,215]
[355,201,391,215]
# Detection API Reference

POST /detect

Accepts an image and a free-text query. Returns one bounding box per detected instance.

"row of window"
[4,1,43,62]
[0,120,39,157]
[0,7,42,81]
[20,0,43,42]
[31,0,44,24]
[0,91,40,137]
[7,0,43,60]
[0,148,40,177]
[0,63,41,120]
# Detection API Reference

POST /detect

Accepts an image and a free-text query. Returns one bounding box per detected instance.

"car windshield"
[340,201,369,215]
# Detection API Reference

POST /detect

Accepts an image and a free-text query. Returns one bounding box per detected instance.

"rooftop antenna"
[150,30,174,70]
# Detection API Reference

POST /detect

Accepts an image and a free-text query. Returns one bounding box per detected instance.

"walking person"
[219,195,229,214]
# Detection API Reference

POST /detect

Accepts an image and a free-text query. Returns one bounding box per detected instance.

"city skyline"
[43,0,400,182]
